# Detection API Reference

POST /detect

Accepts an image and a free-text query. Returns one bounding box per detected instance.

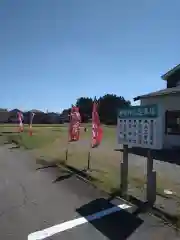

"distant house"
[134,64,180,149]
[0,110,9,123]
[0,108,64,124]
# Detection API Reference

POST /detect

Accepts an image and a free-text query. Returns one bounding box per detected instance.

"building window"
[165,110,180,135]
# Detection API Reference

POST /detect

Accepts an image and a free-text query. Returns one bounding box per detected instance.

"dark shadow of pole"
[76,198,143,240]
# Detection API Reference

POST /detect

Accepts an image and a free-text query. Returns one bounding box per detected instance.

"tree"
[60,108,71,122]
[76,97,93,122]
[98,94,130,124]
[63,94,131,125]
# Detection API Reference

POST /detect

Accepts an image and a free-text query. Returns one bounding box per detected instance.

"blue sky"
[0,0,179,112]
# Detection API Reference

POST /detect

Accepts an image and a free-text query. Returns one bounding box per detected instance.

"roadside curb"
[54,162,180,230]
[35,156,180,231]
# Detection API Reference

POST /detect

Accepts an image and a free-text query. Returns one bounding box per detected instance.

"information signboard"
[117,104,163,149]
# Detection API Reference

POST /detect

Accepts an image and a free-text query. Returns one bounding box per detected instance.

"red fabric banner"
[17,112,24,132]
[69,106,81,141]
[91,101,103,148]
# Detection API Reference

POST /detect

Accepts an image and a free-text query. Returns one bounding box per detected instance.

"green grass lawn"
[1,123,180,206]
[1,124,180,227]
[0,124,121,191]
[0,124,149,195]
[0,124,66,148]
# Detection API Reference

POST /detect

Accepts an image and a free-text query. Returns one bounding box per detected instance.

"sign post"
[117,104,162,205]
[121,144,128,198]
[146,149,156,205]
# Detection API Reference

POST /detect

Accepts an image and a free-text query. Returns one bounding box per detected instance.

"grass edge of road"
[2,126,180,230]
[36,157,180,231]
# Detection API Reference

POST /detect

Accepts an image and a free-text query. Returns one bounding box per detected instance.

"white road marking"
[28,203,131,240]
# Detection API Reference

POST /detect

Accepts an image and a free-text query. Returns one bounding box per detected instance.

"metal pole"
[65,112,71,163]
[146,149,156,205]
[87,151,91,170]
[120,144,128,198]
[65,148,68,162]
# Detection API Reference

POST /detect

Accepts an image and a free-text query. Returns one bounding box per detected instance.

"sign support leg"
[87,151,91,170]
[146,149,156,205]
[120,144,128,198]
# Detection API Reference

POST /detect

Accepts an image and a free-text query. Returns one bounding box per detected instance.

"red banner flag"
[91,101,103,148]
[69,106,81,141]
[17,111,24,132]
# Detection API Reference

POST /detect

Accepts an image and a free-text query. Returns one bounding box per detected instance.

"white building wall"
[140,94,180,148]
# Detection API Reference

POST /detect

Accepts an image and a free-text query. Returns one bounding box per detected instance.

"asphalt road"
[0,144,179,240]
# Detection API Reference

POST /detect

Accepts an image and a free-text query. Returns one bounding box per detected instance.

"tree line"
[0,94,131,125]
[63,94,131,125]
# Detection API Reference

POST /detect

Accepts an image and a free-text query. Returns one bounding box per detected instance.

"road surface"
[0,144,178,240]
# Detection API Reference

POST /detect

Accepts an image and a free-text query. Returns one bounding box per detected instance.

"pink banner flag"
[17,111,24,132]
[69,106,81,141]
[91,101,103,148]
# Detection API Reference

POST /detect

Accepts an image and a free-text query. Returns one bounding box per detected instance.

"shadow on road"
[109,189,180,228]
[36,165,57,171]
[76,198,143,240]
[53,172,74,183]
[9,145,20,149]
[52,167,99,183]
[59,164,98,182]
[35,159,100,184]
[86,168,107,174]
[0,131,15,134]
